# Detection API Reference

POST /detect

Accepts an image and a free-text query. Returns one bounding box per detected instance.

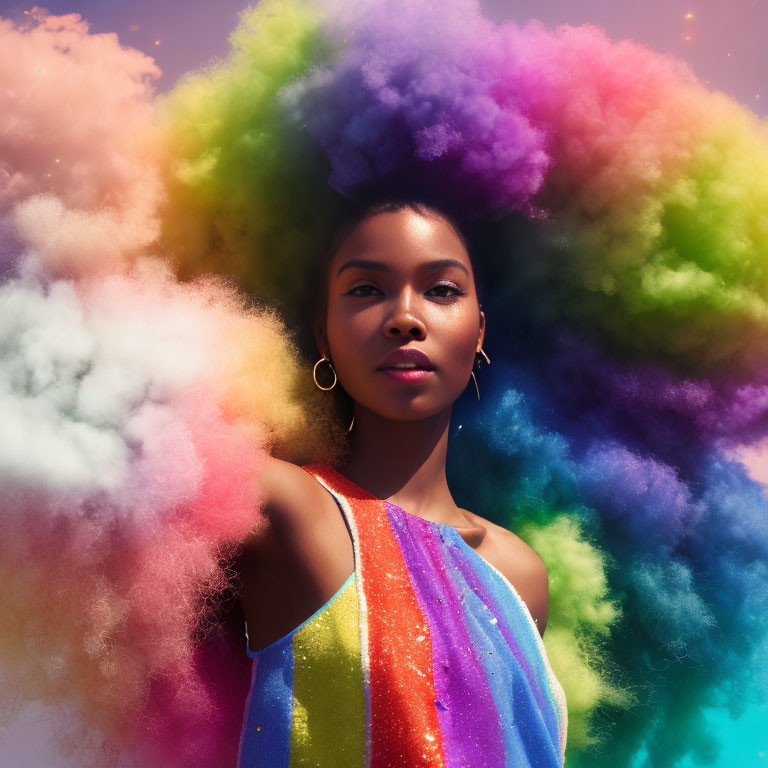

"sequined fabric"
[237,463,568,767]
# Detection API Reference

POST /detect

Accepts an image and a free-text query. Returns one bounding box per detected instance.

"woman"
[235,194,568,767]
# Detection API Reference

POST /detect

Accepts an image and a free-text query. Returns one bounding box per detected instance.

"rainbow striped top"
[238,463,568,767]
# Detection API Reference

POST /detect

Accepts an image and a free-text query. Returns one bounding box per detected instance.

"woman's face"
[323,207,485,421]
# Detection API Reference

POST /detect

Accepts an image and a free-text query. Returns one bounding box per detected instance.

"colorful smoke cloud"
[0,6,336,766]
[0,8,166,277]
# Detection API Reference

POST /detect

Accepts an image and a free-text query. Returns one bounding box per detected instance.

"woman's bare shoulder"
[464,510,549,635]
[465,510,545,564]
[244,455,329,544]
[258,455,315,505]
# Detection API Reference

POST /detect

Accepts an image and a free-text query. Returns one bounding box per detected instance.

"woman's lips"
[377,368,434,382]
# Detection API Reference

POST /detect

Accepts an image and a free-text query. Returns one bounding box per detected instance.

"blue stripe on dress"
[442,526,564,760]
[238,643,294,767]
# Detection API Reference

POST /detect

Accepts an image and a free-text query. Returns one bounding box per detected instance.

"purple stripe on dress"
[440,527,553,721]
[386,503,506,768]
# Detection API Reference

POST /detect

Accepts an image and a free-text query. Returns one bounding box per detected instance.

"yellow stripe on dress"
[289,574,366,766]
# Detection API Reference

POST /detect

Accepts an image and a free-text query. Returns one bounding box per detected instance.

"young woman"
[234,195,568,766]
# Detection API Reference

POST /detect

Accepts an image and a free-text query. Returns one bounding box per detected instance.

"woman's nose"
[383,292,426,339]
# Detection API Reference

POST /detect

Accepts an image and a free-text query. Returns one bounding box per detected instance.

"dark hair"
[312,190,486,357]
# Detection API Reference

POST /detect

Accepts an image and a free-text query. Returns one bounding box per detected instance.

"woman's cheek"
[447,321,480,370]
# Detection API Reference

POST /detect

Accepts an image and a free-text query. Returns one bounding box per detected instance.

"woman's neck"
[337,403,474,527]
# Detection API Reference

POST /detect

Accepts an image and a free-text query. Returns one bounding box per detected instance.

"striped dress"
[238,462,568,767]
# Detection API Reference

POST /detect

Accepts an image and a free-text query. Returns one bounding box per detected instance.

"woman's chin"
[353,398,455,424]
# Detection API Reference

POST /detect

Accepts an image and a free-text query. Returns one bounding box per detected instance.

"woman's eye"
[427,283,464,299]
[347,284,382,297]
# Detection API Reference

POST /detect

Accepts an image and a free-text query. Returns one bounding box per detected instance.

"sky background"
[0,0,766,766]
[0,0,765,112]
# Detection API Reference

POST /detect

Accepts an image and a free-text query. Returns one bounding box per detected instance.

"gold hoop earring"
[346,415,355,434]
[471,371,480,400]
[470,347,490,401]
[313,356,337,390]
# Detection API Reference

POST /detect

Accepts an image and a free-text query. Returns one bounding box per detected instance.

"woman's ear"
[477,309,486,352]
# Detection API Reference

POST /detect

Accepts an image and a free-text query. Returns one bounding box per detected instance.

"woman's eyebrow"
[336,258,469,276]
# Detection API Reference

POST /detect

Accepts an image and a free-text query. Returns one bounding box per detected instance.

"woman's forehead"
[330,208,471,271]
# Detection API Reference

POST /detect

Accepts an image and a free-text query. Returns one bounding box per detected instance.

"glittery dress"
[237,462,568,767]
